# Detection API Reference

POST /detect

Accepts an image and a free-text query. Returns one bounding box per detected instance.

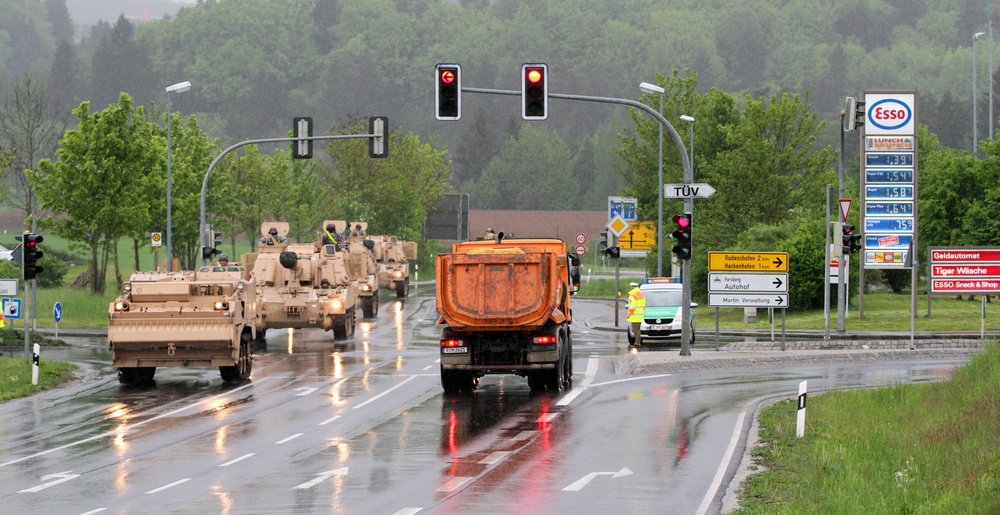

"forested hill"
[1,0,997,206]
[65,0,187,26]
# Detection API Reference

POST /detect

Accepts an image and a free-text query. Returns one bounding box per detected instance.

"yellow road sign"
[708,252,789,272]
[620,222,656,251]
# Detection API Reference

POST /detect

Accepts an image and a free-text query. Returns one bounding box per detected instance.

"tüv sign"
[864,93,915,135]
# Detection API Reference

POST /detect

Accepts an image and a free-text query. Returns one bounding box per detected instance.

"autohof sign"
[928,247,1000,294]
[707,252,790,308]
[861,91,916,269]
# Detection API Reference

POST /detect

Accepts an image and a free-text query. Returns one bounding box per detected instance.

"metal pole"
[165,90,173,272]
[656,93,663,277]
[991,20,995,141]
[974,32,985,154]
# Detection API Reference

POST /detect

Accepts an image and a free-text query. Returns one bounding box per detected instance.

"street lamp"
[974,32,985,154]
[639,81,665,276]
[165,80,191,272]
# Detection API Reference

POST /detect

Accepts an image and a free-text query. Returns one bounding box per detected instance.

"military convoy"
[108,220,420,383]
[244,222,361,340]
[107,265,257,384]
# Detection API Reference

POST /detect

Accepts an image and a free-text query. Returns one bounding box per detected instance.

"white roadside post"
[796,381,807,438]
[31,343,40,385]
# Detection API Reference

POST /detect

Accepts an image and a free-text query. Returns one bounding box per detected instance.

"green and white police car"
[627,278,696,345]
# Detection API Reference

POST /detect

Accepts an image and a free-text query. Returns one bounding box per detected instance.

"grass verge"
[732,342,1000,514]
[0,356,77,403]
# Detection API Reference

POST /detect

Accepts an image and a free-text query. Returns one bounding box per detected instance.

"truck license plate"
[441,347,468,354]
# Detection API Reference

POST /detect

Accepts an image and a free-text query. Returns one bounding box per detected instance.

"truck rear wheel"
[441,365,476,393]
[118,367,155,385]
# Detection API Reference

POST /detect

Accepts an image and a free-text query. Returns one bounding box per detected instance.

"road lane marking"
[512,431,535,441]
[294,387,319,396]
[391,509,423,515]
[79,509,107,515]
[318,415,341,426]
[293,467,349,489]
[353,375,417,409]
[589,373,673,388]
[556,357,599,406]
[537,413,559,423]
[479,451,510,465]
[0,378,272,469]
[276,433,303,444]
[695,400,751,515]
[219,453,255,467]
[435,476,473,492]
[146,478,190,494]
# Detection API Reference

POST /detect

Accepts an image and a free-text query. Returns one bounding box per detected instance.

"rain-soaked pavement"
[0,286,978,515]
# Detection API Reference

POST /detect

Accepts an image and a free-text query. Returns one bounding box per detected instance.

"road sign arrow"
[775,296,785,305]
[561,467,633,492]
[293,467,349,489]
[663,183,716,199]
[19,471,80,493]
[773,277,784,289]
[772,256,784,268]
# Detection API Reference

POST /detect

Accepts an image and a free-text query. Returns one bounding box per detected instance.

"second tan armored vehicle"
[108,265,257,384]
[245,222,360,340]
[331,220,380,319]
[370,234,417,298]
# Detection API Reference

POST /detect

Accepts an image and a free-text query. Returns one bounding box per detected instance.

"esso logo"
[868,99,912,130]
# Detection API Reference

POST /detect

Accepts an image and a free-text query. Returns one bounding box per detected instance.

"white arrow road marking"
[562,467,633,492]
[146,478,190,494]
[293,467,349,490]
[294,387,319,396]
[18,471,80,493]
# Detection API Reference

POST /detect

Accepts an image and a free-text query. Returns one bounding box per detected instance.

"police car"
[627,278,696,345]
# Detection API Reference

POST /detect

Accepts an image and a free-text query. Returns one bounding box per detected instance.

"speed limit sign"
[575,233,586,244]
[151,232,162,247]
[575,244,587,256]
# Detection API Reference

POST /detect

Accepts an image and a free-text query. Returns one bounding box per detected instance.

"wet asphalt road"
[0,286,977,514]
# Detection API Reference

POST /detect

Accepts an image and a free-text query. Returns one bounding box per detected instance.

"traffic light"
[203,225,222,259]
[19,233,44,280]
[847,227,862,254]
[845,97,866,132]
[435,64,461,120]
[369,116,388,158]
[600,246,620,259]
[521,63,548,120]
[671,214,692,260]
[292,116,312,159]
[840,224,852,255]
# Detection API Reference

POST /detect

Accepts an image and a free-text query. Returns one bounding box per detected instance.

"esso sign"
[864,94,915,135]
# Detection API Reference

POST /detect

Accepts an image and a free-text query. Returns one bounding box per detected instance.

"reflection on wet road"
[0,287,971,514]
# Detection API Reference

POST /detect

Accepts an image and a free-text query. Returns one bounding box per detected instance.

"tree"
[90,16,157,109]
[473,124,577,210]
[452,106,500,187]
[33,94,160,293]
[325,121,451,241]
[0,73,64,229]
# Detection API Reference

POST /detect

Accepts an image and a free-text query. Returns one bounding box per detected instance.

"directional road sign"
[663,183,716,199]
[708,273,788,293]
[708,252,788,272]
[709,293,788,308]
[0,279,17,296]
[53,301,62,323]
[619,221,656,251]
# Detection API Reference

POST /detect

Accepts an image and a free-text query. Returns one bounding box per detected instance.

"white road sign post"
[663,183,716,199]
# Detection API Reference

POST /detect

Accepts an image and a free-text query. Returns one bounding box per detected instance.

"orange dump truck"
[436,237,581,393]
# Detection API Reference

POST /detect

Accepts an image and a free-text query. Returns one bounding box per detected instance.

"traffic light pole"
[463,86,695,354]
[198,131,384,266]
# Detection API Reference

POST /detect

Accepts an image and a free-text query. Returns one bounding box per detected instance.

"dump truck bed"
[436,239,568,332]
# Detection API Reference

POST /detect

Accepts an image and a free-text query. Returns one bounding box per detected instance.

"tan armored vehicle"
[369,234,417,298]
[108,265,257,384]
[244,222,360,340]
[330,220,380,319]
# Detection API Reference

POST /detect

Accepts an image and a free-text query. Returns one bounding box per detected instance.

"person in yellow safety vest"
[627,282,646,347]
[0,309,5,329]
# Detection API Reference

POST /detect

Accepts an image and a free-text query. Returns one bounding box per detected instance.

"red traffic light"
[673,214,690,229]
[435,64,461,121]
[526,68,543,84]
[440,69,456,84]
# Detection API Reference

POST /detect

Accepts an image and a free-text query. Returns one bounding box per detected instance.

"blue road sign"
[3,298,22,320]
[53,301,62,323]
